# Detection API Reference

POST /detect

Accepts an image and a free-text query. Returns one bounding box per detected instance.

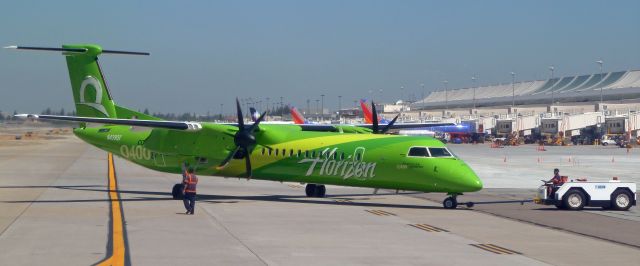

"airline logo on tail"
[360,99,389,124]
[290,107,307,124]
[78,76,109,117]
[249,107,260,122]
[360,99,374,124]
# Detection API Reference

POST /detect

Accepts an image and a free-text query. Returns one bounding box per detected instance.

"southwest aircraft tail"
[360,99,390,124]
[5,44,158,120]
[290,106,307,124]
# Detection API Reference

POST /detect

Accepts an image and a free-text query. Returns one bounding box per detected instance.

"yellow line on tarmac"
[96,153,129,266]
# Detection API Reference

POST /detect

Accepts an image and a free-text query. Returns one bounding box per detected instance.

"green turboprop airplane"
[8,44,482,209]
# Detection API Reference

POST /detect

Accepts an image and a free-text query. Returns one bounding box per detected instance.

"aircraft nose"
[447,163,483,192]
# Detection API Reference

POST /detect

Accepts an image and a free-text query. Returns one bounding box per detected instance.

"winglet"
[3,45,17,49]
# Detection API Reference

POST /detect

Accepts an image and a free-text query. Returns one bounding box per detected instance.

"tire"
[611,190,633,211]
[315,185,326,198]
[563,190,586,210]
[443,197,457,209]
[305,184,316,197]
[602,142,608,146]
[172,183,184,200]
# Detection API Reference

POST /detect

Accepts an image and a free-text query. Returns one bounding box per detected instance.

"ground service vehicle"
[534,179,636,211]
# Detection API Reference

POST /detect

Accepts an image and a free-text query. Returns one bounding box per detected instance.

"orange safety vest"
[183,173,198,193]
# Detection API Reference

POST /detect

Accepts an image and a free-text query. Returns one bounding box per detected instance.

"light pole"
[549,65,555,105]
[471,75,477,110]
[338,95,342,121]
[279,96,283,117]
[306,99,310,115]
[315,99,320,121]
[400,86,404,103]
[510,72,516,108]
[596,59,604,104]
[219,103,223,121]
[442,80,448,114]
[266,97,270,113]
[320,94,325,120]
[420,83,425,109]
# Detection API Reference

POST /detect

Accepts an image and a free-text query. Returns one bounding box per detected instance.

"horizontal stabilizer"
[4,45,149,56]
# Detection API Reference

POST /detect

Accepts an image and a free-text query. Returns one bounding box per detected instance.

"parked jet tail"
[290,107,308,124]
[360,99,389,124]
[249,107,260,122]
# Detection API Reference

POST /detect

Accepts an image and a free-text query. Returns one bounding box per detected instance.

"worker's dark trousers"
[183,192,196,213]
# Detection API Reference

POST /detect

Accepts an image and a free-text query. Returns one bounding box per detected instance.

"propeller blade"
[381,114,400,134]
[248,111,267,133]
[236,98,244,129]
[243,147,252,178]
[216,146,241,170]
[371,101,379,133]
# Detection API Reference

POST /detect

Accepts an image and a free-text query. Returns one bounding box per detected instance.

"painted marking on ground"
[409,224,449,232]
[365,209,396,216]
[334,199,352,203]
[287,184,303,189]
[470,244,521,255]
[95,153,131,266]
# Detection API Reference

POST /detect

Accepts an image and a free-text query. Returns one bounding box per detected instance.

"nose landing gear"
[443,194,474,209]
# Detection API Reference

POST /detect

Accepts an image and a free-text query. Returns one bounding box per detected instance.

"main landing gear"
[172,183,184,200]
[443,194,474,209]
[305,184,326,198]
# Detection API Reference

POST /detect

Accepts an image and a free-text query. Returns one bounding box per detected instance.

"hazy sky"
[1,0,639,115]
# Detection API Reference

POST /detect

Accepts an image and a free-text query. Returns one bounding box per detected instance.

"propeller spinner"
[216,98,267,178]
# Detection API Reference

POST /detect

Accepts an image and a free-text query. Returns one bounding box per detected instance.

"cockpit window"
[408,147,429,157]
[428,147,452,157]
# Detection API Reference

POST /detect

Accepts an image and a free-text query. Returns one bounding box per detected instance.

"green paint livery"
[10,44,483,206]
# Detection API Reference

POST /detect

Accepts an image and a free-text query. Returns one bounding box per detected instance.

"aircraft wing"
[15,114,203,131]
[354,122,455,129]
[296,122,455,132]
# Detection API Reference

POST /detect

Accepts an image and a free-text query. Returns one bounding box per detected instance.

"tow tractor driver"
[545,168,564,196]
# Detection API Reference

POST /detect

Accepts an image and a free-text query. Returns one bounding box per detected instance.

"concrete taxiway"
[1,134,639,265]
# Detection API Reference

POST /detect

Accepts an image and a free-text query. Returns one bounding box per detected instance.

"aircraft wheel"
[611,190,633,211]
[172,183,184,200]
[465,202,474,208]
[305,184,316,197]
[315,185,326,198]
[443,197,457,209]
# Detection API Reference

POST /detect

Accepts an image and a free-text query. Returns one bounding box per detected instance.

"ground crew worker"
[546,168,562,196]
[182,167,198,215]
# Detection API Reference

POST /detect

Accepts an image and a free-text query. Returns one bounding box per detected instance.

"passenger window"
[355,153,361,161]
[340,152,345,160]
[408,147,429,157]
[282,149,286,157]
[268,149,272,156]
[297,150,301,157]
[275,149,279,156]
[332,152,337,160]
[305,150,309,158]
[428,147,452,157]
[261,148,265,155]
[312,151,316,157]
[289,149,294,157]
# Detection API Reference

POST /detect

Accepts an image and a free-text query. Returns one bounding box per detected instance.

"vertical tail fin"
[290,107,307,124]
[360,99,374,124]
[63,44,117,118]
